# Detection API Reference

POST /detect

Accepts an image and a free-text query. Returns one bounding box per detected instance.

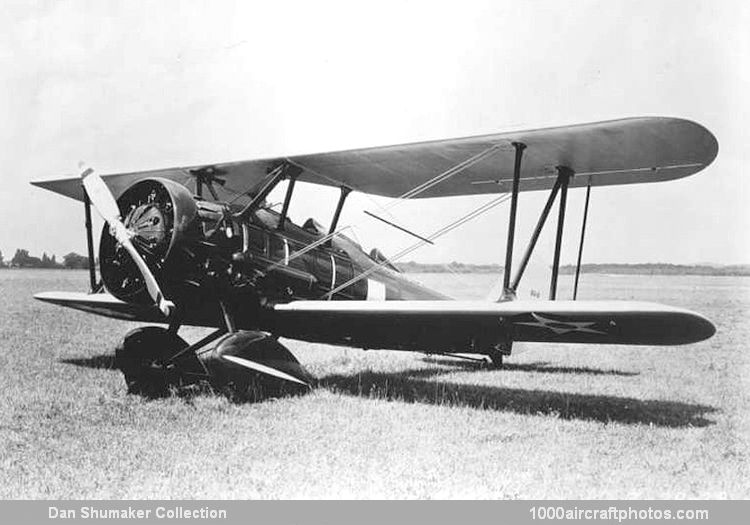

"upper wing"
[271,300,715,347]
[32,117,717,201]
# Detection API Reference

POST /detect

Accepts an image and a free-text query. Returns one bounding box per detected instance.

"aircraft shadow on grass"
[317,366,717,429]
[422,357,640,377]
[61,355,117,370]
[60,354,638,378]
[61,354,716,428]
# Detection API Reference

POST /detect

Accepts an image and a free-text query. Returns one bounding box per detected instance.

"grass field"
[1,269,748,498]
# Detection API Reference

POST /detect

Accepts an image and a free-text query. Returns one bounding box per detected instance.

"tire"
[115,326,191,397]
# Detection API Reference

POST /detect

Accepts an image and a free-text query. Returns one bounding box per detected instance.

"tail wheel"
[115,326,201,397]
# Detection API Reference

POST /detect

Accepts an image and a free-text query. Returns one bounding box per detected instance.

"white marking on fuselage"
[330,254,336,290]
[366,279,386,301]
[283,238,289,265]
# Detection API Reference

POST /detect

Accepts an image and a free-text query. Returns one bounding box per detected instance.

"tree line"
[395,260,750,276]
[0,248,90,269]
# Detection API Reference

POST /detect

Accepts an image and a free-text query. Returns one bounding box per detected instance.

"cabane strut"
[189,166,227,200]
[328,186,351,239]
[234,162,300,220]
[277,169,300,230]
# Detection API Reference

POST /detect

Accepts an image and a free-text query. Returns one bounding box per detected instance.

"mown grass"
[1,270,748,498]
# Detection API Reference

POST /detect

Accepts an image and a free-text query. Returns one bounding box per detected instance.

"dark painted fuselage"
[241,207,449,304]
[98,179,452,350]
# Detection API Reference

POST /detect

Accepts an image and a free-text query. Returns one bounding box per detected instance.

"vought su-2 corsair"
[33,117,718,397]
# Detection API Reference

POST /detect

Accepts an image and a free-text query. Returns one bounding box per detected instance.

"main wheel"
[115,326,200,397]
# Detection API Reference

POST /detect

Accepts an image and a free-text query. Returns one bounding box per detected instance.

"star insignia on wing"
[515,312,607,335]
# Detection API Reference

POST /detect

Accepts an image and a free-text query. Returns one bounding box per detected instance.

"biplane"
[32,117,718,396]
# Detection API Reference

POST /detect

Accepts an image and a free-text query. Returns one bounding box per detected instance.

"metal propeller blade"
[222,354,309,386]
[81,166,175,318]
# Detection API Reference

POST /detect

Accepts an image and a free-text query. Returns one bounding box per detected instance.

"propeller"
[222,355,309,386]
[81,166,175,318]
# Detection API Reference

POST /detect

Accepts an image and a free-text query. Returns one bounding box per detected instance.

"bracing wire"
[323,192,511,298]
[267,143,506,271]
[384,143,504,209]
[212,143,510,282]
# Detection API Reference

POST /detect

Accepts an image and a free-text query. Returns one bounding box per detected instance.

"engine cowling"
[99,178,203,305]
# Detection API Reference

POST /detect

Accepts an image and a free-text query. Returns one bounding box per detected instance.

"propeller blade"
[81,167,121,223]
[81,166,175,318]
[222,355,310,386]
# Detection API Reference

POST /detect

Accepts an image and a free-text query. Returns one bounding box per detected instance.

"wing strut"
[502,164,577,298]
[509,176,563,292]
[573,184,592,300]
[501,142,526,298]
[549,166,573,300]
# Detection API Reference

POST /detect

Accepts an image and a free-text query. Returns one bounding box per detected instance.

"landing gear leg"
[202,300,311,399]
[486,336,513,369]
[487,349,503,368]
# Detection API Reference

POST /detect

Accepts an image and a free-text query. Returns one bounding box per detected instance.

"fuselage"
[242,207,450,304]
[96,178,450,336]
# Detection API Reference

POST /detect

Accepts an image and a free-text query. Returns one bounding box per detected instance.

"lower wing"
[34,292,714,348]
[34,291,167,323]
[271,300,715,348]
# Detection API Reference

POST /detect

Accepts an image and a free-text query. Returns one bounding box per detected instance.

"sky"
[1,0,748,267]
